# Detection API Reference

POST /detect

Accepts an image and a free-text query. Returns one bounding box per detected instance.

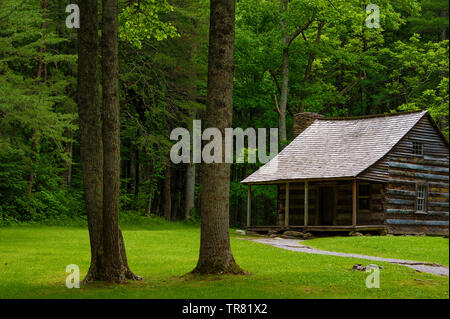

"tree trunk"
[134,147,139,199]
[101,0,125,282]
[28,0,48,195]
[185,162,195,219]
[163,164,172,220]
[27,135,37,196]
[146,178,154,215]
[299,20,325,112]
[78,0,140,283]
[77,0,104,283]
[62,128,73,188]
[278,0,289,143]
[279,48,288,142]
[145,160,154,215]
[101,0,140,282]
[191,0,245,275]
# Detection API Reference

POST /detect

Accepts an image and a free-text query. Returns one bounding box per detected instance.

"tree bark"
[62,128,73,188]
[77,0,104,283]
[278,0,289,143]
[146,179,154,216]
[191,0,245,275]
[78,0,140,283]
[134,147,139,199]
[278,2,316,141]
[299,20,325,112]
[163,164,172,220]
[101,0,140,282]
[185,162,195,219]
[101,0,125,282]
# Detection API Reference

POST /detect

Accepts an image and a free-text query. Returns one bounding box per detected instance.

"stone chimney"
[293,112,324,137]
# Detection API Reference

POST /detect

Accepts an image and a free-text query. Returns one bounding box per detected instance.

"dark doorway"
[319,187,334,225]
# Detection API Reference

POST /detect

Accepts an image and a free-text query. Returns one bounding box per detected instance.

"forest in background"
[0,0,448,227]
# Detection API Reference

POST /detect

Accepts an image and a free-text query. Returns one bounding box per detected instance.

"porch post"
[304,181,308,226]
[285,182,290,227]
[352,179,357,226]
[247,185,251,227]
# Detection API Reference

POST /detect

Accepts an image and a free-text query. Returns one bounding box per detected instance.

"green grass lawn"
[0,221,448,299]
[304,236,449,267]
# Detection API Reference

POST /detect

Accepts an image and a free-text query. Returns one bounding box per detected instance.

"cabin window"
[416,185,427,213]
[412,141,423,155]
[358,184,370,211]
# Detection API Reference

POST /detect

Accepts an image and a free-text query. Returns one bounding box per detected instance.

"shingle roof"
[241,111,429,184]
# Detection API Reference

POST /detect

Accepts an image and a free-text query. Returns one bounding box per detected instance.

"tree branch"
[274,94,281,115]
[339,70,367,96]
[269,69,282,95]
[287,9,317,47]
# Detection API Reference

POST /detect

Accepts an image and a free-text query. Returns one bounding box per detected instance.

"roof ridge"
[316,110,426,121]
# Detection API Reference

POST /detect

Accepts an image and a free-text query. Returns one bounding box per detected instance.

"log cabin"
[242,111,449,236]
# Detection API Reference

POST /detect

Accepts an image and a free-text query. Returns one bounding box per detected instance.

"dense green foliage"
[0,0,448,226]
[0,224,448,298]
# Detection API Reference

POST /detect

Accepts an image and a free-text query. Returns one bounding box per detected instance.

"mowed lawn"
[0,222,448,299]
[304,236,449,267]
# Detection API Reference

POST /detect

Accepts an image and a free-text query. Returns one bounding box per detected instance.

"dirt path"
[242,237,449,276]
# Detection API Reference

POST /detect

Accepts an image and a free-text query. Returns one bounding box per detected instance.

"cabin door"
[319,187,334,225]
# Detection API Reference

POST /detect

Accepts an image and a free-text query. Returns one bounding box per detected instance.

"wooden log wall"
[380,116,449,235]
[335,182,352,225]
[353,182,385,226]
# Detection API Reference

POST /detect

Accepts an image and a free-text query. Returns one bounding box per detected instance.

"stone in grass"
[351,264,384,271]
[283,230,304,238]
[235,229,246,235]
[351,264,365,271]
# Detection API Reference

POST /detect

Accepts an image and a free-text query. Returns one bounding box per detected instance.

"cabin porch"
[245,179,387,234]
[245,225,387,235]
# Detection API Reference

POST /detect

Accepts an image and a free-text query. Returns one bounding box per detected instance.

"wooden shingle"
[242,111,432,184]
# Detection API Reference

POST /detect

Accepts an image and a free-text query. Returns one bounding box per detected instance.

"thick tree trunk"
[77,0,104,283]
[185,162,195,219]
[101,0,140,282]
[163,164,172,220]
[192,0,245,275]
[78,0,140,283]
[101,0,125,282]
